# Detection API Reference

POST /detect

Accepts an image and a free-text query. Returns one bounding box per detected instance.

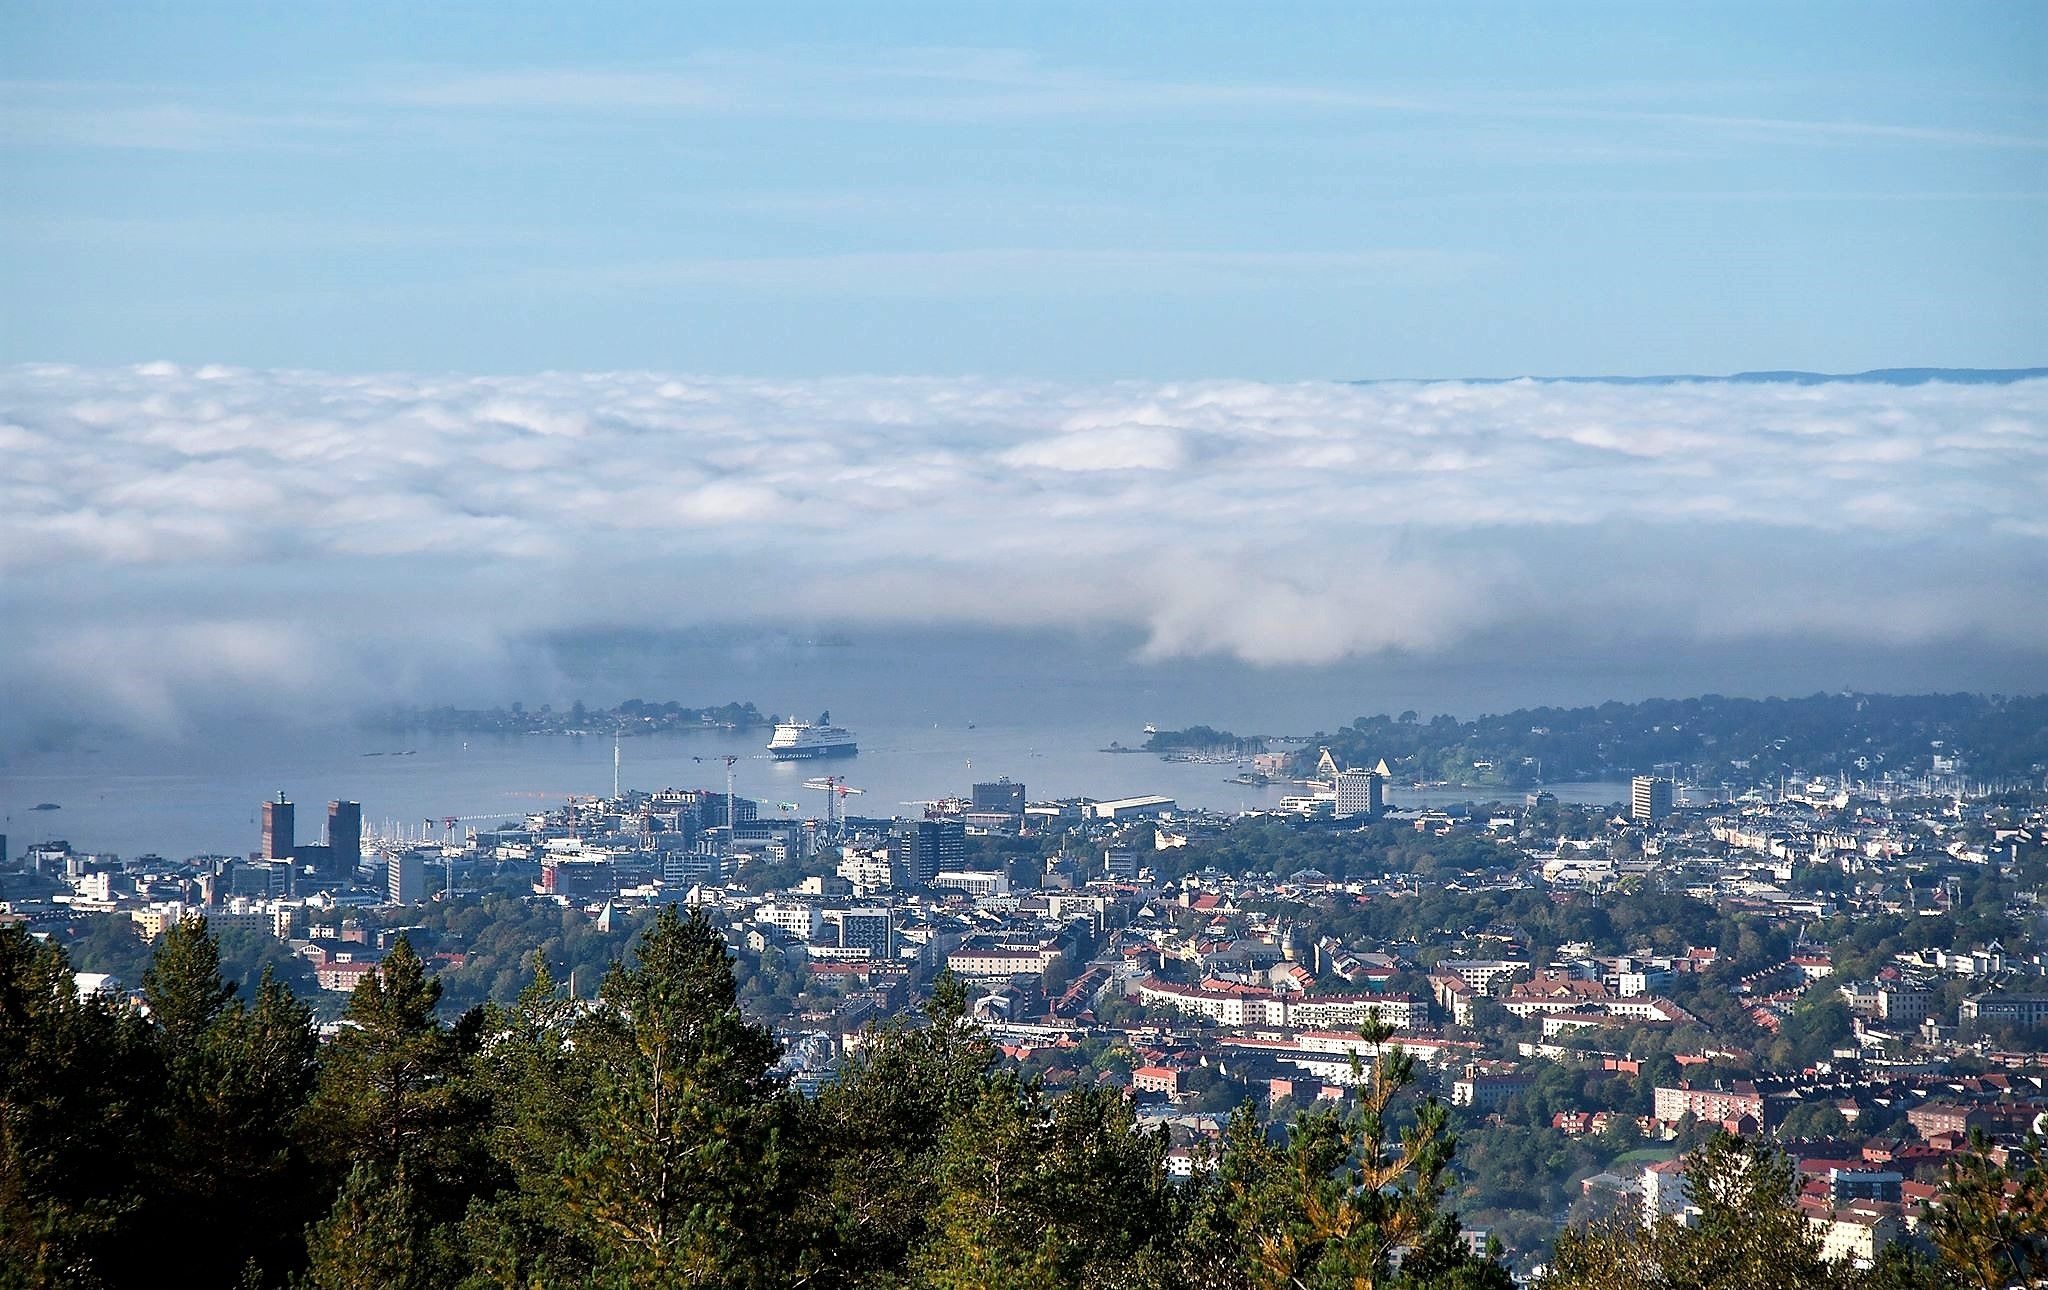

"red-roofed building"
[1791,955,1834,981]
[1504,972,1616,1017]
[1132,1065,1184,1097]
[1653,1081,1766,1132]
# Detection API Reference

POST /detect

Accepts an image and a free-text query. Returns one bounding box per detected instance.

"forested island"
[367,698,769,736]
[1142,725,1268,755]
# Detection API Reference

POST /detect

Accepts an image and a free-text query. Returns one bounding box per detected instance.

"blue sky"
[3,2,2042,378]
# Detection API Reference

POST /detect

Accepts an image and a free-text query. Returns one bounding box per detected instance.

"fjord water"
[0,627,1652,859]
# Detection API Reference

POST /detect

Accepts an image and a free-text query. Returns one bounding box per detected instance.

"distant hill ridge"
[1353,366,2048,387]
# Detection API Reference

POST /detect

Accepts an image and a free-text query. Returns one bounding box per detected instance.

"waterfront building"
[972,778,1027,816]
[1086,795,1175,821]
[1333,768,1385,819]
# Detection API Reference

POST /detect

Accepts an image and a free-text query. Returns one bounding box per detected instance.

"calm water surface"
[1,630,1632,858]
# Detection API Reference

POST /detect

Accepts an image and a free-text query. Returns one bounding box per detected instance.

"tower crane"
[420,813,507,896]
[802,775,865,839]
[692,754,742,843]
[422,813,510,835]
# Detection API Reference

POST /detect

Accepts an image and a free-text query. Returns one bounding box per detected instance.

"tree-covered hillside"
[11,914,2047,1286]
[1,914,1509,1290]
[1308,692,2048,788]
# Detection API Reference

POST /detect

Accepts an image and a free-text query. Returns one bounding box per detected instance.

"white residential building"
[756,902,823,942]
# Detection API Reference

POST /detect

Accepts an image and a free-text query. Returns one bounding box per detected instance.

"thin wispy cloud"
[0,92,358,152]
[380,68,724,111]
[5,50,2039,156]
[1590,108,2048,151]
[2,364,2042,742]
[548,247,1492,296]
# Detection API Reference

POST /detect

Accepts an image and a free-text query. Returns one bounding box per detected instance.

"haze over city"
[3,365,2047,748]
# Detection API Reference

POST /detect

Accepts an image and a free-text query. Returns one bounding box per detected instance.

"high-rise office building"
[971,778,1026,816]
[892,818,966,887]
[387,851,426,905]
[260,793,294,860]
[328,801,362,875]
[824,907,893,959]
[1631,776,1674,823]
[1334,769,1385,819]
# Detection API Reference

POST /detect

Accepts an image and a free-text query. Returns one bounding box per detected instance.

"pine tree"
[914,1074,1069,1290]
[307,936,489,1232]
[1546,1132,1838,1290]
[0,923,160,1287]
[559,905,795,1287]
[136,918,321,1286]
[798,969,997,1285]
[299,1161,433,1290]
[142,914,237,1052]
[208,967,324,1279]
[1926,1131,2048,1289]
[456,955,600,1287]
[1183,1012,1510,1290]
[0,925,172,1285]
[912,1074,1185,1290]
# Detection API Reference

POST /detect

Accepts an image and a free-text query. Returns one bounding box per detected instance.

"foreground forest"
[2,912,1506,1289]
[3,913,2044,1288]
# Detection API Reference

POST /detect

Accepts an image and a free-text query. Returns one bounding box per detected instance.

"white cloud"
[0,363,2043,739]
[13,52,2038,161]
[1002,425,1187,472]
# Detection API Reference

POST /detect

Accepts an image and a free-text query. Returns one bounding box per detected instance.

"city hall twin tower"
[258,792,361,877]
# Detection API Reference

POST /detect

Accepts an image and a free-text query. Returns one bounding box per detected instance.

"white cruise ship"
[766,712,858,760]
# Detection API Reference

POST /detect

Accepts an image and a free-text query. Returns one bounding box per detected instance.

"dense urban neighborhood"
[6,691,2048,1283]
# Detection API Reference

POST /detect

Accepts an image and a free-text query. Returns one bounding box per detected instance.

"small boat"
[31,802,61,811]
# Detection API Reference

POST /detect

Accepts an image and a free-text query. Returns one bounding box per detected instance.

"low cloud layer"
[2,363,2044,741]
